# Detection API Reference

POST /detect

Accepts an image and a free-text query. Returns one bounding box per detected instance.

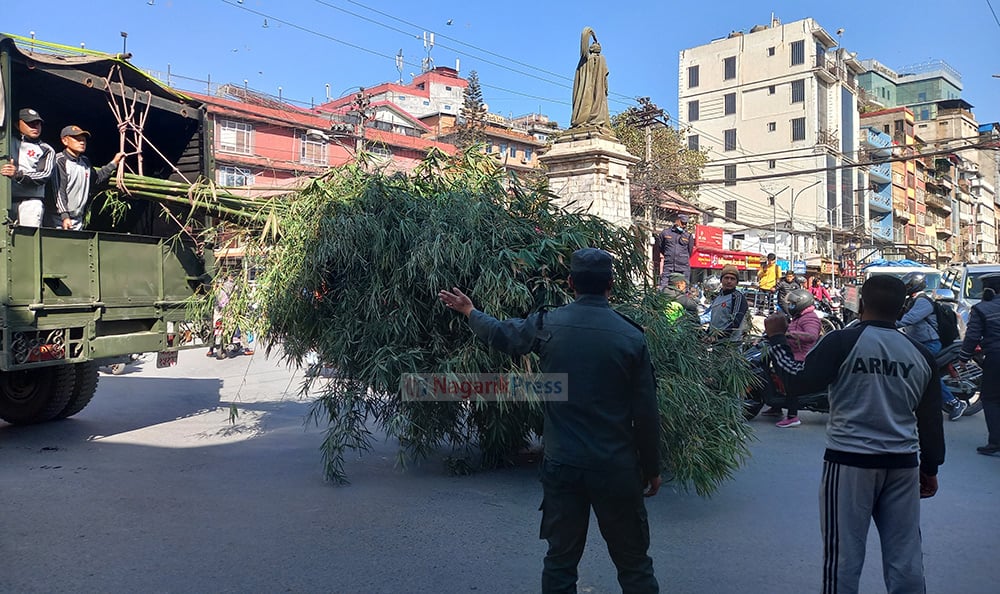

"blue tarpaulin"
[861,259,928,269]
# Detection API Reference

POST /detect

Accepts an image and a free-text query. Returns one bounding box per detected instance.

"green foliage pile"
[225,148,753,496]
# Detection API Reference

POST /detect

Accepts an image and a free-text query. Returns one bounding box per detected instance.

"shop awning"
[690,247,763,270]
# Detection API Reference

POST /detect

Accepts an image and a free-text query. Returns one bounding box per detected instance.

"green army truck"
[0,34,213,424]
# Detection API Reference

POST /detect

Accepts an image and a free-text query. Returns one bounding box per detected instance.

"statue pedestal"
[539,133,640,227]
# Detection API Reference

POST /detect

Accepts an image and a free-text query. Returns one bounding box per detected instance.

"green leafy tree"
[456,70,487,151]
[221,148,753,496]
[612,97,707,224]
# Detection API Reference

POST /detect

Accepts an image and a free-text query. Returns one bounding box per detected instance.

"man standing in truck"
[1,108,55,227]
[49,124,125,231]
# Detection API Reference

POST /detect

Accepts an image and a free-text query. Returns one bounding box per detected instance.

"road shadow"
[0,376,224,444]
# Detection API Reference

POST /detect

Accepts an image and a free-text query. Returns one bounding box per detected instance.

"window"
[791,79,805,103]
[815,41,826,67]
[445,86,452,91]
[300,134,328,165]
[218,165,253,187]
[768,85,776,95]
[767,46,776,57]
[218,120,253,155]
[791,40,805,66]
[523,147,532,161]
[422,100,430,105]
[688,65,699,88]
[768,159,777,169]
[791,117,806,141]
[724,56,736,80]
[725,200,737,219]
[724,164,737,186]
[509,146,517,158]
[767,122,776,132]
[687,100,699,122]
[883,124,890,134]
[724,93,736,115]
[724,128,736,151]
[499,143,508,156]
[444,104,452,110]
[688,135,699,151]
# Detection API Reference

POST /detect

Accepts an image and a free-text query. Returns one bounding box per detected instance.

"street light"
[816,204,838,290]
[763,186,789,256]
[788,180,824,267]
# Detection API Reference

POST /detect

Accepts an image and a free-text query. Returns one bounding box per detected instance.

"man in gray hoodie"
[1,108,55,227]
[50,125,125,231]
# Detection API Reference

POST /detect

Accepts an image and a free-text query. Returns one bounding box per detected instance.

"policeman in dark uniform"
[439,248,661,593]
[959,272,1000,455]
[657,213,694,286]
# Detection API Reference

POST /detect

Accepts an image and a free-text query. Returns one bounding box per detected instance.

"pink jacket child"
[786,305,822,361]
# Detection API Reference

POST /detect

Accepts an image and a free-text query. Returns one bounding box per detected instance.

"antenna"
[325,83,331,102]
[421,31,435,73]
[278,86,283,103]
[395,49,404,84]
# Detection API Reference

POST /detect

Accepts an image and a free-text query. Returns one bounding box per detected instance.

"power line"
[988,0,1000,30]
[340,0,640,104]
[218,0,574,107]
[668,140,998,189]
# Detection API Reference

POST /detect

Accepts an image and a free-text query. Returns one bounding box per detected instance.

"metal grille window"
[724,164,737,186]
[724,56,736,80]
[688,100,699,122]
[688,135,699,151]
[791,80,805,103]
[791,117,806,141]
[300,135,328,165]
[688,65,699,88]
[217,165,253,187]
[791,40,805,66]
[724,93,736,115]
[768,159,777,169]
[724,128,737,151]
[725,200,737,219]
[768,122,776,132]
[218,120,253,155]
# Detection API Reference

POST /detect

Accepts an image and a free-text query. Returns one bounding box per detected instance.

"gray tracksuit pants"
[820,461,925,594]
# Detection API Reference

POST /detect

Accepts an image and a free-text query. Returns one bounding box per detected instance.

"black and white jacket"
[766,320,945,476]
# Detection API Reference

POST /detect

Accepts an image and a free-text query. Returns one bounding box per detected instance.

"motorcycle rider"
[768,289,823,428]
[809,277,831,304]
[897,272,968,421]
[959,272,1000,456]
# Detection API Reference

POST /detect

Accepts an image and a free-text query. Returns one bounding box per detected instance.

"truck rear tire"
[57,362,101,419]
[0,365,76,425]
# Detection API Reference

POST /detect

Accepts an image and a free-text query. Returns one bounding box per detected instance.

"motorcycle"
[936,342,983,416]
[741,341,829,420]
[741,339,981,420]
[814,299,844,334]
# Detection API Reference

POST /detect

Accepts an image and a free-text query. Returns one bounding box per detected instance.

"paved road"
[2,351,998,593]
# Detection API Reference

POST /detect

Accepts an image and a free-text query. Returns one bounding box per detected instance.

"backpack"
[926,297,959,346]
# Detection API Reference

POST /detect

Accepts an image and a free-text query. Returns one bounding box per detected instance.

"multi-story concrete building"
[678,16,864,272]
[858,59,962,121]
[860,108,922,248]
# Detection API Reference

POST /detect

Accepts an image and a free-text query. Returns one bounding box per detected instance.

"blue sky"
[5,0,999,127]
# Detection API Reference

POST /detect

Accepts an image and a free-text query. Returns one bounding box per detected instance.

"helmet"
[702,275,721,294]
[786,289,815,316]
[901,272,927,295]
[795,275,807,285]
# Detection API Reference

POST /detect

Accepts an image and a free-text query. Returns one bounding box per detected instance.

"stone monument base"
[539,131,639,227]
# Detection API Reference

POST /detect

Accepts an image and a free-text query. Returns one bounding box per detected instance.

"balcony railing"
[923,192,951,211]
[869,192,892,212]
[868,161,892,183]
[863,127,892,156]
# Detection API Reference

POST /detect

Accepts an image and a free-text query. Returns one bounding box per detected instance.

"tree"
[456,71,488,151]
[220,149,754,496]
[612,98,707,225]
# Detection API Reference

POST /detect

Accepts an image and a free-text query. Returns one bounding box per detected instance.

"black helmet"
[901,272,927,295]
[786,289,815,316]
[795,275,807,285]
